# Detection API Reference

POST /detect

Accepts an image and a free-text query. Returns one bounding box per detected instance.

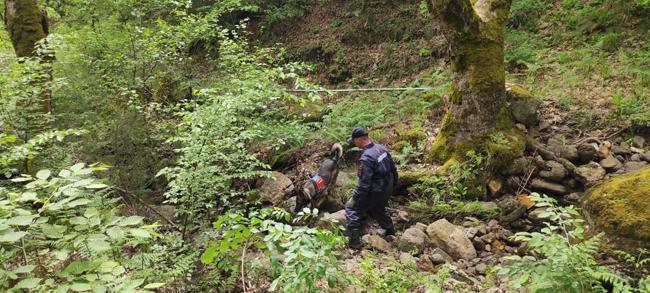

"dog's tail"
[330,143,344,162]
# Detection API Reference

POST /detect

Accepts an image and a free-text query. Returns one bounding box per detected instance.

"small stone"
[430,253,447,265]
[431,248,453,263]
[644,152,650,163]
[624,161,648,172]
[480,233,495,244]
[502,157,529,175]
[564,192,581,203]
[530,178,568,195]
[485,244,492,252]
[476,263,488,275]
[600,155,623,171]
[598,141,612,158]
[632,136,645,148]
[477,225,488,236]
[631,154,642,162]
[631,146,645,154]
[487,219,499,231]
[575,162,606,185]
[488,178,504,197]
[466,227,479,239]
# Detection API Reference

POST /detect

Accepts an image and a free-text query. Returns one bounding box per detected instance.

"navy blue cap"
[347,126,369,144]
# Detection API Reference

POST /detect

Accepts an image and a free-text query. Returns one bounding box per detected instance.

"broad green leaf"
[84,207,99,218]
[13,265,36,274]
[70,163,85,171]
[41,224,64,239]
[105,226,125,239]
[72,178,95,187]
[201,247,217,264]
[18,191,39,202]
[12,277,41,289]
[117,216,144,226]
[36,169,51,180]
[59,169,72,178]
[129,228,151,238]
[10,177,32,182]
[88,239,111,253]
[0,231,28,242]
[98,261,119,273]
[68,199,92,208]
[143,282,165,289]
[85,183,108,189]
[7,215,36,226]
[123,278,145,289]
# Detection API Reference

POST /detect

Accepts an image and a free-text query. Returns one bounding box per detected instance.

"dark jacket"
[353,142,398,201]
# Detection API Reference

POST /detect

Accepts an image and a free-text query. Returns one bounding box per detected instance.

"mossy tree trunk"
[427,0,524,171]
[4,0,52,115]
[4,0,48,58]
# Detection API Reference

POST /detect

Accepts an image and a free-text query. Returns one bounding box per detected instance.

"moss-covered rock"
[506,83,541,127]
[582,167,650,243]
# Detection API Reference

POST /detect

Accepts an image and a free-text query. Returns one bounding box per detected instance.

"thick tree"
[4,0,49,57]
[4,0,52,116]
[427,0,524,171]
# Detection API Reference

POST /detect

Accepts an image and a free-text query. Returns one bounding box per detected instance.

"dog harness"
[307,174,326,199]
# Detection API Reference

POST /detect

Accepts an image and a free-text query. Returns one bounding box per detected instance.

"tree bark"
[427,0,524,169]
[4,0,49,58]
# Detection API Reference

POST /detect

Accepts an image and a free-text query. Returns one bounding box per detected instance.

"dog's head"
[331,143,344,161]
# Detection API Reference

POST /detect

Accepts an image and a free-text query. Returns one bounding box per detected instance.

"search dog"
[295,143,344,212]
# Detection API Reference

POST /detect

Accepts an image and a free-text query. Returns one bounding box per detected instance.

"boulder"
[538,160,567,182]
[582,167,650,243]
[426,219,477,260]
[577,143,599,164]
[257,172,293,206]
[396,227,428,254]
[624,161,648,172]
[600,155,623,171]
[575,162,606,185]
[530,178,567,195]
[362,235,393,253]
[506,83,541,127]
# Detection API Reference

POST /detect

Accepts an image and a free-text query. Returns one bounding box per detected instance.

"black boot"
[347,228,362,249]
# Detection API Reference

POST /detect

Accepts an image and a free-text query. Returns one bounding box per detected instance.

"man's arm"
[353,159,375,200]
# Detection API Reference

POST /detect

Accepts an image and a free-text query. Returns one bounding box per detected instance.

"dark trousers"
[344,194,394,233]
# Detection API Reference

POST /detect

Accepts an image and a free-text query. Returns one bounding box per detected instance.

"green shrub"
[0,164,159,291]
[201,208,353,292]
[499,193,638,292]
[599,32,624,52]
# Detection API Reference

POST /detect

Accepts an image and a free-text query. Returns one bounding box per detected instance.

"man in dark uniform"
[345,127,398,249]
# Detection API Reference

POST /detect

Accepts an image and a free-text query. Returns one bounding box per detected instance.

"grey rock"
[399,252,417,267]
[476,263,488,275]
[600,155,623,171]
[429,253,447,265]
[530,178,568,195]
[510,98,541,127]
[547,138,579,162]
[632,136,645,148]
[577,143,599,163]
[426,219,477,260]
[564,192,581,203]
[575,162,606,185]
[414,222,428,233]
[329,209,346,224]
[396,227,428,254]
[538,160,567,182]
[624,161,648,172]
[472,238,486,251]
[280,196,297,212]
[258,171,293,206]
[612,143,632,156]
[631,154,642,162]
[417,254,435,272]
[502,157,529,175]
[466,227,479,239]
[644,152,650,163]
[431,248,453,263]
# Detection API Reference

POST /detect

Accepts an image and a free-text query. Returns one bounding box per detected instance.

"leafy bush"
[0,163,159,291]
[499,193,639,292]
[611,91,650,128]
[201,208,353,292]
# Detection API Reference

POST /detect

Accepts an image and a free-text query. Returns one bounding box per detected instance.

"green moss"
[6,0,48,57]
[392,140,410,152]
[399,128,427,146]
[506,82,535,100]
[583,167,650,242]
[397,170,434,191]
